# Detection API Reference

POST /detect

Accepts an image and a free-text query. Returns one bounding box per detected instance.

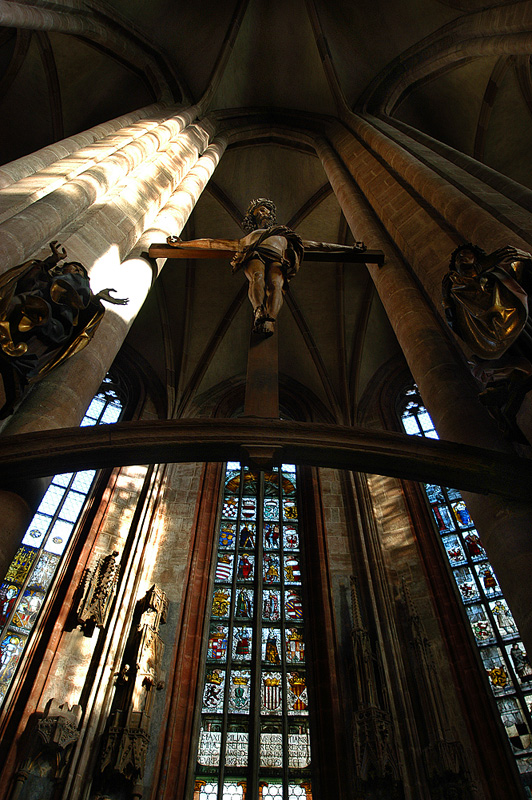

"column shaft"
[4,135,227,437]
[0,108,175,225]
[329,118,532,315]
[0,102,168,190]
[316,135,532,656]
[0,105,201,268]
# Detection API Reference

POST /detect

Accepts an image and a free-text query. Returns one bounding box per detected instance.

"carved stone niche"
[77,551,120,635]
[10,699,82,800]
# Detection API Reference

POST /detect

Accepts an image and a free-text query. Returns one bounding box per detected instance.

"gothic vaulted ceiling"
[1,0,531,421]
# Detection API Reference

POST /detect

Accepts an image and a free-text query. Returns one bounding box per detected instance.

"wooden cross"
[148,240,385,426]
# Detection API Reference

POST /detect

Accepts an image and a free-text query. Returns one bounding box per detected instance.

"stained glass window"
[400,386,532,794]
[193,463,312,800]
[0,376,123,708]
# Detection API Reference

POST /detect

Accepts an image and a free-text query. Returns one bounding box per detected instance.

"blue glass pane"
[402,416,420,435]
[22,514,50,547]
[58,491,86,522]
[84,397,105,421]
[100,404,121,424]
[52,473,74,487]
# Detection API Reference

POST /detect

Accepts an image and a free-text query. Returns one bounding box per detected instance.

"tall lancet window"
[0,375,124,707]
[193,462,312,800]
[400,386,532,793]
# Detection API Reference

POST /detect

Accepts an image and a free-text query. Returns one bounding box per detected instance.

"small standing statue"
[167,197,367,336]
[0,241,128,417]
[442,243,532,434]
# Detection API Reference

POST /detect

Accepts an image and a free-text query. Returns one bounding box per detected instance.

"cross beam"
[148,244,385,264]
[0,418,530,502]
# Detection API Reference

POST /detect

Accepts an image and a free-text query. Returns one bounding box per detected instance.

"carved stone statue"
[0,241,128,416]
[442,243,532,361]
[167,198,368,337]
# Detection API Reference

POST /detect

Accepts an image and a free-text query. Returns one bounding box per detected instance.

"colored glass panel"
[198,721,222,767]
[264,524,281,550]
[225,725,249,767]
[232,628,253,661]
[203,670,226,713]
[219,522,237,549]
[208,625,229,662]
[215,555,234,583]
[261,672,283,715]
[263,590,281,622]
[400,387,532,788]
[0,380,123,710]
[195,463,311,797]
[287,672,308,715]
[228,669,251,713]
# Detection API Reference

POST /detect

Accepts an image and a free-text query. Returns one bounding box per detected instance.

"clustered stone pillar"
[0,107,226,578]
[316,133,532,657]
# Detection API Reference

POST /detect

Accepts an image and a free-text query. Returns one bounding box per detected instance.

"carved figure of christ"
[148,198,384,421]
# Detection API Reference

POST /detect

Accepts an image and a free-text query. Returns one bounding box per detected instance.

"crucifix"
[149,198,384,422]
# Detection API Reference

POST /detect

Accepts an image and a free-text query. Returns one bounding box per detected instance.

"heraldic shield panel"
[194,464,312,799]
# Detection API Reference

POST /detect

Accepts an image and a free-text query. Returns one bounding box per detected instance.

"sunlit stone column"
[0,126,225,578]
[316,135,532,657]
[0,102,169,190]
[3,126,223,437]
[0,105,202,269]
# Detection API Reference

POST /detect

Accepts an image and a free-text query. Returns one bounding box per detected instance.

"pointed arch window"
[0,375,124,707]
[192,462,312,800]
[399,385,532,793]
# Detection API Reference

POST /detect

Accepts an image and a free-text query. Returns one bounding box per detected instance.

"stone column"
[3,134,226,438]
[0,104,201,269]
[327,117,532,320]
[316,135,532,656]
[0,102,169,190]
[0,128,225,579]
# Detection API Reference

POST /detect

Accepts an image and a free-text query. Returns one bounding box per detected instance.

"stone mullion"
[316,133,532,670]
